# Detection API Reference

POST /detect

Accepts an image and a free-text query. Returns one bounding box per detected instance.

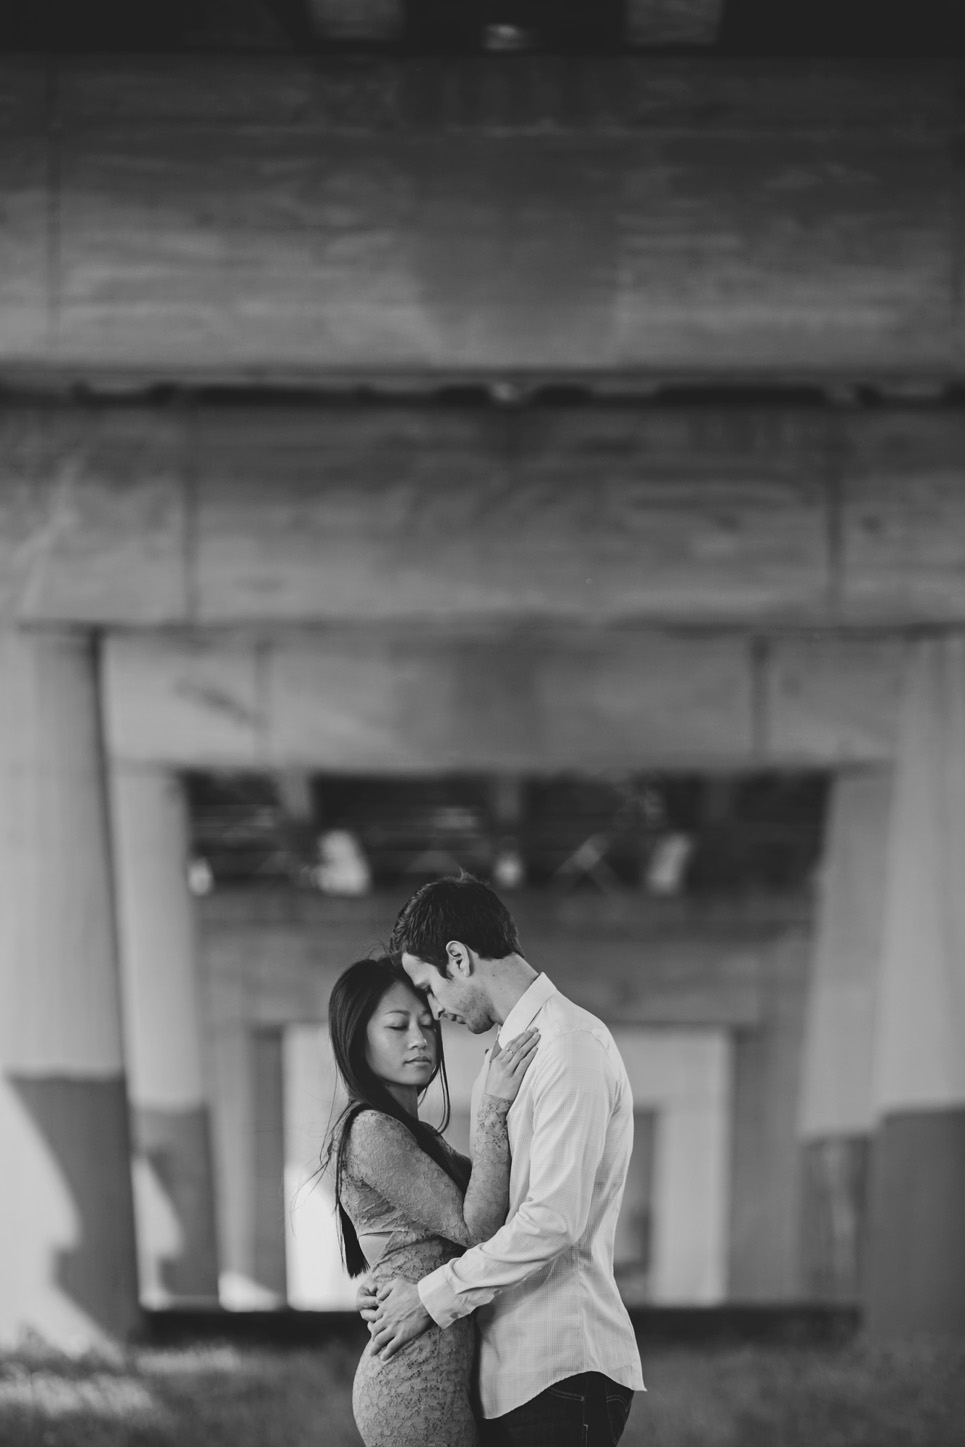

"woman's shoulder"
[343,1109,418,1169]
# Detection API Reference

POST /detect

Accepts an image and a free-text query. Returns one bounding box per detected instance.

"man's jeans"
[480,1371,634,1447]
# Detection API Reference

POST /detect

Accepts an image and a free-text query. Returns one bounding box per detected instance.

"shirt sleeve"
[418,1029,615,1327]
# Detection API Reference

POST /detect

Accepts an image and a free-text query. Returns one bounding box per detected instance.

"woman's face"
[364,980,438,1092]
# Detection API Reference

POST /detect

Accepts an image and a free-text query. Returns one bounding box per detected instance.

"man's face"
[401,950,495,1034]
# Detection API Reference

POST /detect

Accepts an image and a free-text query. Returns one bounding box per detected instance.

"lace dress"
[340,1097,512,1447]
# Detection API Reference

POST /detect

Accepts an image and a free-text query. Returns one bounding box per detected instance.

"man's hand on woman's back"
[356,1280,379,1322]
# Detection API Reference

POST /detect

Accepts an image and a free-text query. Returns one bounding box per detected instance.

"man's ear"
[446,940,472,977]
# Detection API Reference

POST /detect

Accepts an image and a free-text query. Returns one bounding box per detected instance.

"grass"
[1,1334,963,1446]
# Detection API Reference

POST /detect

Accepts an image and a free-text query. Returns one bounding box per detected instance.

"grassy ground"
[1,1334,963,1447]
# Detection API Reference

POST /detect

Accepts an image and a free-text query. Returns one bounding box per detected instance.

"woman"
[321,955,538,1447]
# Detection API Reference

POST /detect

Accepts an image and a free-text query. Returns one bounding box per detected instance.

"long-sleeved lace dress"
[340,1096,512,1447]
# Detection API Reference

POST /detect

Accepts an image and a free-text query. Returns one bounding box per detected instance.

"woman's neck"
[383,1081,420,1118]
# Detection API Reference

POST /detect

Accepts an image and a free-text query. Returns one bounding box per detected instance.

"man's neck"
[488,955,540,1026]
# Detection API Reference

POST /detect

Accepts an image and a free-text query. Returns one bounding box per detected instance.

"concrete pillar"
[0,630,140,1344]
[283,1023,356,1309]
[109,764,220,1303]
[798,769,892,1300]
[612,1027,731,1304]
[251,1027,287,1299]
[868,638,965,1336]
[208,1021,268,1307]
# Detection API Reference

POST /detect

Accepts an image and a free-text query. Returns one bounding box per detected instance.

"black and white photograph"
[1,3,964,1444]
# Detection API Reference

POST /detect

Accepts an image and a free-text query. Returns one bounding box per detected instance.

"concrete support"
[626,0,725,46]
[283,1023,356,1309]
[206,1023,269,1308]
[1,59,957,378]
[251,1028,287,1299]
[0,630,139,1343]
[7,401,965,635]
[728,930,812,1300]
[109,764,220,1303]
[798,770,893,1300]
[610,1029,732,1304]
[308,0,403,42]
[868,638,965,1336]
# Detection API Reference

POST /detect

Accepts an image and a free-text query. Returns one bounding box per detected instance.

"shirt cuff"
[418,1263,465,1329]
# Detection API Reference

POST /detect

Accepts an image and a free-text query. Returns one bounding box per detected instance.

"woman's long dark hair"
[319,955,470,1277]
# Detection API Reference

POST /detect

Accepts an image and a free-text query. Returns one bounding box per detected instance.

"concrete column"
[612,1027,731,1304]
[283,1023,356,1309]
[109,763,219,1303]
[208,1022,265,1307]
[868,638,965,1336]
[0,630,140,1344]
[798,769,892,1300]
[251,1027,287,1299]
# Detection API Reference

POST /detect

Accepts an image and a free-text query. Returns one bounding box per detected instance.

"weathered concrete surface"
[0,58,960,379]
[0,630,140,1343]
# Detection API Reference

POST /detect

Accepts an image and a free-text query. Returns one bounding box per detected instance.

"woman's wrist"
[478,1093,513,1114]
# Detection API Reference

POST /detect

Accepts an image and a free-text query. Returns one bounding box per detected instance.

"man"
[362,874,644,1446]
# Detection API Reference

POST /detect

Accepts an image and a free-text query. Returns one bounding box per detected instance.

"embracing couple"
[322,874,644,1447]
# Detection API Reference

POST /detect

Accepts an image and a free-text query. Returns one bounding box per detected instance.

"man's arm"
[370,1031,614,1357]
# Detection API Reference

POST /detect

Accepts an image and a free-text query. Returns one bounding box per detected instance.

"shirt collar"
[497,973,556,1047]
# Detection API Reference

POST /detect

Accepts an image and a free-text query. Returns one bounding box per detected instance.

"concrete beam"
[0,57,960,377]
[626,0,725,46]
[197,888,774,1030]
[3,401,965,630]
[99,627,911,771]
[308,0,403,41]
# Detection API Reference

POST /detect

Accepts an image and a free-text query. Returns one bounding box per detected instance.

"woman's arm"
[345,1110,474,1246]
[459,1093,513,1242]
[346,1027,538,1249]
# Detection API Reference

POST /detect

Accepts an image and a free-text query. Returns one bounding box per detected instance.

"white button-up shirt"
[419,974,645,1418]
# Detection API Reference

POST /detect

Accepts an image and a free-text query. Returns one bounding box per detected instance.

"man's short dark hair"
[389,874,523,976]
